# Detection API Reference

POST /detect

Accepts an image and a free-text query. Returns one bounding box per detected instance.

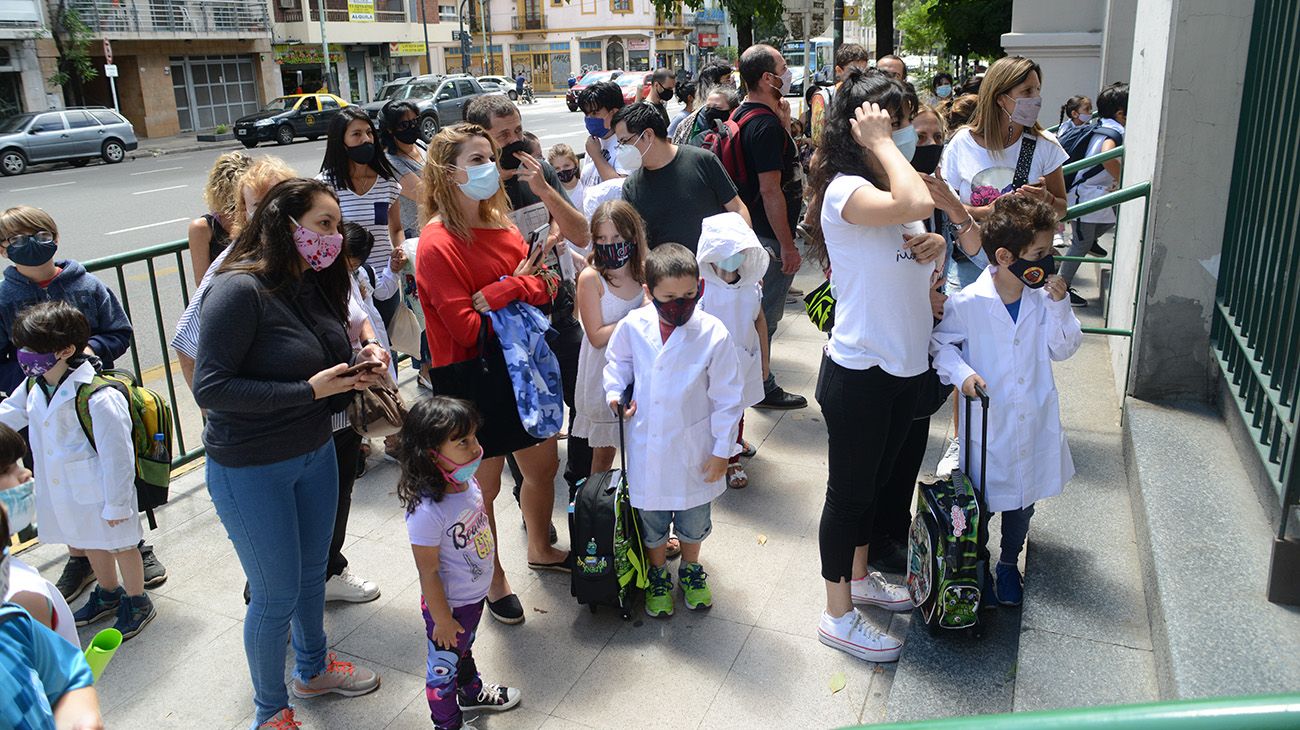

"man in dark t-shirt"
[734,43,806,410]
[615,102,748,251]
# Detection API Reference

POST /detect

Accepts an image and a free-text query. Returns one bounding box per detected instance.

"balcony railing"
[64,0,270,35]
[510,13,543,30]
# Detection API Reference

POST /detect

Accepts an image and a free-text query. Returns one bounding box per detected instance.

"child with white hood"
[696,212,770,489]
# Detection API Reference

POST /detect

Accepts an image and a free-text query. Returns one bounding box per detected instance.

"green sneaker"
[679,562,712,610]
[644,565,674,617]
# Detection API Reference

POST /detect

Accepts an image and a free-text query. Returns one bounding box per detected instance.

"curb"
[128,140,245,159]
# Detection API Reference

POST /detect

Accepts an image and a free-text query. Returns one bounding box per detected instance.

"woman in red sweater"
[415,123,570,625]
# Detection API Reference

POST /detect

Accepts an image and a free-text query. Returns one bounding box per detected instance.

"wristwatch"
[360,338,381,349]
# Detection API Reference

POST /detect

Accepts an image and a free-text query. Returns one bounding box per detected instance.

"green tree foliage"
[49,0,98,105]
[655,0,785,53]
[897,0,946,54]
[927,0,1012,58]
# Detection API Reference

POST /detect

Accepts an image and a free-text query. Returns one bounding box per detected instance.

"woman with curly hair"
[188,151,251,284]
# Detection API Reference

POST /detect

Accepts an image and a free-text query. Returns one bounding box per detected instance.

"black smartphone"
[341,360,383,377]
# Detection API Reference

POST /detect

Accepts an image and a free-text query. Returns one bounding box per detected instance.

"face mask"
[1006,253,1056,289]
[717,252,745,272]
[290,217,344,271]
[456,162,501,201]
[499,139,533,170]
[5,232,57,267]
[345,141,376,164]
[892,125,917,162]
[16,348,59,378]
[393,124,421,145]
[910,144,944,174]
[433,445,483,484]
[657,84,675,102]
[770,68,793,96]
[0,479,35,535]
[702,106,730,128]
[615,132,649,172]
[594,239,633,270]
[1004,95,1043,126]
[936,84,953,98]
[584,115,609,137]
[652,281,703,327]
[556,167,578,183]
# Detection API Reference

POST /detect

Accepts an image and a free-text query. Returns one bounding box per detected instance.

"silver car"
[0,107,139,176]
[478,75,519,100]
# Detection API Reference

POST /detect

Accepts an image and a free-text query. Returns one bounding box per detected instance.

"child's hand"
[608,399,637,419]
[961,373,987,398]
[390,245,408,273]
[1044,274,1067,302]
[431,618,464,650]
[703,456,727,483]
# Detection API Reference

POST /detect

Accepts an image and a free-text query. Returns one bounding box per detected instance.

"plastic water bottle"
[149,433,167,461]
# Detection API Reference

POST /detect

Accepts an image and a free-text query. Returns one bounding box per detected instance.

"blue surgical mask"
[718,252,746,272]
[936,84,953,98]
[456,162,501,201]
[433,446,483,484]
[584,115,608,137]
[892,125,918,162]
[0,478,35,536]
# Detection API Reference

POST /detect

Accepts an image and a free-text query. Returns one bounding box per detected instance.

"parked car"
[478,75,519,100]
[0,107,138,176]
[358,74,489,142]
[566,69,623,111]
[616,71,652,105]
[233,93,350,148]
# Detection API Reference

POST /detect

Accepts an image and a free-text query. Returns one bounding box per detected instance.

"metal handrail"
[852,693,1300,729]
[1062,144,1124,176]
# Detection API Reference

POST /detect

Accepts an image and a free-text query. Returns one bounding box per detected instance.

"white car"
[478,76,518,100]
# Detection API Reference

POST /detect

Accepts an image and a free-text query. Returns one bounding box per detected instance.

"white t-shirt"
[939,128,1069,208]
[7,556,78,646]
[579,134,630,187]
[1067,118,1125,224]
[821,173,936,376]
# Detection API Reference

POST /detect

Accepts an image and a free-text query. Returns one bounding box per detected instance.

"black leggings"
[328,427,363,579]
[871,415,930,550]
[816,356,920,583]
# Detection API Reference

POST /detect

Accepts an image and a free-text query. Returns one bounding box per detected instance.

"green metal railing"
[1210,0,1299,548]
[83,239,201,470]
[852,693,1300,729]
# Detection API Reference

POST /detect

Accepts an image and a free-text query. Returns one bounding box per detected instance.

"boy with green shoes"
[604,243,746,617]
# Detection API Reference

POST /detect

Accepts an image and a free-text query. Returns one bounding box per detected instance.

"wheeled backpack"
[906,384,990,633]
[568,386,649,618]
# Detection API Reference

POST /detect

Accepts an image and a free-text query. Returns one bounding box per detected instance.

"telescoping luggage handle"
[963,383,990,495]
[617,383,633,478]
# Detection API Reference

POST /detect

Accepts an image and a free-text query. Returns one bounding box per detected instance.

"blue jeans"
[207,440,339,725]
[639,502,713,547]
[758,235,795,394]
[998,504,1036,565]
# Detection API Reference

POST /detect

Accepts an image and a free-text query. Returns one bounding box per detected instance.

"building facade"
[1,0,57,118]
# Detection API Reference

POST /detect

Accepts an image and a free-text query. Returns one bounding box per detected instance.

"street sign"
[843,4,860,21]
[103,64,119,78]
[102,39,113,64]
[452,30,463,41]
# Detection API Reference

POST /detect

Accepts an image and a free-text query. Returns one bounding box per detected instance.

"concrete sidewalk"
[127,133,245,160]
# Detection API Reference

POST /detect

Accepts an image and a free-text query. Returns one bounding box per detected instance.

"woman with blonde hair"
[188,151,252,284]
[415,123,570,626]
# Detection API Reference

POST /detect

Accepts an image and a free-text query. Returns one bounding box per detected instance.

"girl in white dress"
[571,201,649,474]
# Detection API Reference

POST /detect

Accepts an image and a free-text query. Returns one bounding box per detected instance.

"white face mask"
[892,125,918,161]
[615,132,650,172]
[1003,94,1043,126]
[0,478,35,536]
[770,68,792,96]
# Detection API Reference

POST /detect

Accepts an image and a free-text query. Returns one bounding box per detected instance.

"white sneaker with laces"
[818,610,903,662]
[935,437,960,479]
[850,571,913,611]
[324,568,380,603]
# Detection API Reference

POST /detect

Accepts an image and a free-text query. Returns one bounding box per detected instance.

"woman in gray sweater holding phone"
[193,178,387,730]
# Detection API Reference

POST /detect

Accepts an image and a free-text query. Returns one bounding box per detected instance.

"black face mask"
[499,139,533,170]
[910,144,943,174]
[701,106,729,127]
[393,125,421,145]
[657,85,675,102]
[345,142,375,164]
[556,167,578,183]
[1006,253,1056,289]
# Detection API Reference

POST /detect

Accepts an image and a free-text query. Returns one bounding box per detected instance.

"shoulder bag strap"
[1012,134,1039,189]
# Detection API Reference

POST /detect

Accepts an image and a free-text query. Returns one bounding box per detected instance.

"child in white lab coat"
[0,301,157,639]
[604,243,745,618]
[696,212,770,489]
[930,195,1083,608]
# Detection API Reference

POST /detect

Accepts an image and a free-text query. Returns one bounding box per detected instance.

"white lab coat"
[603,305,745,511]
[697,212,770,409]
[929,267,1083,512]
[0,361,141,549]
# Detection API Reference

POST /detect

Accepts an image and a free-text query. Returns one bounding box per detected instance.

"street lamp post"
[458,0,470,72]
[318,0,331,92]
[419,0,432,73]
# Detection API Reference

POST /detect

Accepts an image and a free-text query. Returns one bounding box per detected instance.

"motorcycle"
[521,83,536,104]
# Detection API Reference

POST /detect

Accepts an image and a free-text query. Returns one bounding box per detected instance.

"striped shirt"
[317,172,402,273]
[171,245,232,359]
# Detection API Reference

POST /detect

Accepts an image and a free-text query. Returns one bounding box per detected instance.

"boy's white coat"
[929,267,1083,512]
[0,360,141,549]
[696,212,770,409]
[603,305,745,511]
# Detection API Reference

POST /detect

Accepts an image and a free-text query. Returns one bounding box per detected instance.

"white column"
[1001,0,1107,128]
[570,38,580,76]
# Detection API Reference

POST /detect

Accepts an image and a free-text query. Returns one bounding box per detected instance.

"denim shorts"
[638,502,712,547]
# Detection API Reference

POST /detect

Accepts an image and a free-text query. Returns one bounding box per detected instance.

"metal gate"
[171,55,260,132]
[1210,0,1299,558]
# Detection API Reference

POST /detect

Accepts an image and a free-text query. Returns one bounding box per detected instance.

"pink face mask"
[290,217,343,271]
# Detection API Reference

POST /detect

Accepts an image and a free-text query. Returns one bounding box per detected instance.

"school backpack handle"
[964,382,990,495]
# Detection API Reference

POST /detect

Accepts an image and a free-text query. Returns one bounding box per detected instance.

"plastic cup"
[83,628,122,682]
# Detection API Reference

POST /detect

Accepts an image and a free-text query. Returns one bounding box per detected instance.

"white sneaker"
[935,437,960,479]
[324,568,380,603]
[817,610,903,662]
[850,571,913,611]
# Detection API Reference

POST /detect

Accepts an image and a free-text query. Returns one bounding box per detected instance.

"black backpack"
[568,386,648,618]
[1058,119,1123,190]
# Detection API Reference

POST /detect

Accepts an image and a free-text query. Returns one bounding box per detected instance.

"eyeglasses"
[3,231,54,247]
[396,119,419,132]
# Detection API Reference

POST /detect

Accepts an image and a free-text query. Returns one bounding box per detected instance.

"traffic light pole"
[318,0,332,92]
[833,0,843,56]
[458,0,471,71]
